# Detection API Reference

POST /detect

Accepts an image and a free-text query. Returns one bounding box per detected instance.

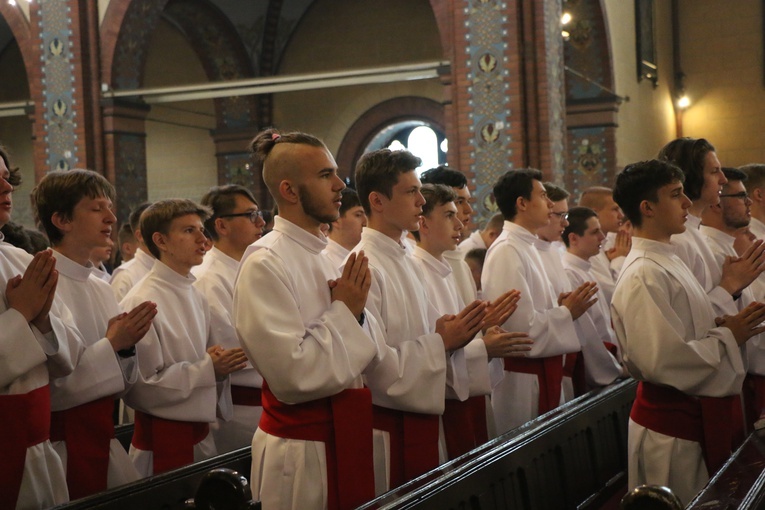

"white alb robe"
[322,238,350,270]
[482,222,580,432]
[234,216,379,510]
[611,237,746,504]
[671,214,738,316]
[110,248,154,302]
[193,246,263,453]
[443,247,479,309]
[561,252,623,389]
[351,228,452,492]
[0,241,85,510]
[747,217,765,302]
[457,230,486,257]
[49,253,141,489]
[122,260,227,477]
[588,232,624,305]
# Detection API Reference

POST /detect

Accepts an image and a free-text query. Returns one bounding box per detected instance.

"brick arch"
[335,97,444,182]
[0,4,34,97]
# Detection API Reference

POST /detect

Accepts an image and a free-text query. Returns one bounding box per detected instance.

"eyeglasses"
[719,191,749,200]
[219,210,264,223]
[551,212,569,220]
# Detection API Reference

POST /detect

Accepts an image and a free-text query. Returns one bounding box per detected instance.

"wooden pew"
[53,378,637,510]
[356,378,637,510]
[687,428,765,510]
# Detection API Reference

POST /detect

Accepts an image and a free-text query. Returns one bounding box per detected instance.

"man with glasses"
[193,184,265,452]
[700,168,765,429]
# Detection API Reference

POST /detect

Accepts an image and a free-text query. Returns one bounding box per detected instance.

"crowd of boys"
[4,131,765,509]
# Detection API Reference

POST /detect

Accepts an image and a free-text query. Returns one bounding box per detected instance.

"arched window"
[364,122,446,178]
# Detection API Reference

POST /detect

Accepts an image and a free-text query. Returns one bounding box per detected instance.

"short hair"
[613,159,685,227]
[722,167,747,183]
[485,212,505,232]
[420,165,468,189]
[543,182,570,202]
[200,184,258,241]
[0,145,21,187]
[140,199,212,259]
[355,149,422,215]
[26,228,50,254]
[327,188,362,233]
[1,221,33,253]
[412,184,457,241]
[562,206,598,247]
[250,128,327,199]
[657,137,715,201]
[118,223,136,246]
[465,247,487,267]
[739,164,765,192]
[32,169,116,245]
[493,168,543,221]
[129,202,152,233]
[578,186,612,210]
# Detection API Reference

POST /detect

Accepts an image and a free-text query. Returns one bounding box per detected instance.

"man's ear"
[152,231,168,254]
[418,214,428,235]
[278,180,299,205]
[51,212,72,234]
[516,195,527,213]
[754,188,765,203]
[369,191,385,214]
[639,199,654,219]
[214,217,228,238]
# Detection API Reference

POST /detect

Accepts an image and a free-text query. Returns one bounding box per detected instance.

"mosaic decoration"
[113,133,148,223]
[39,0,78,171]
[566,127,612,199]
[112,0,168,90]
[542,0,567,183]
[464,0,512,225]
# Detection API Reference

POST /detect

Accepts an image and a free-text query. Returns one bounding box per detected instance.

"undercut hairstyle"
[578,186,612,210]
[250,128,327,199]
[420,165,468,189]
[0,145,21,187]
[32,168,117,246]
[493,168,543,221]
[543,182,570,203]
[118,223,136,246]
[140,199,212,259]
[722,167,747,183]
[613,160,685,228]
[485,212,505,232]
[412,183,457,241]
[562,206,598,247]
[129,202,152,234]
[657,137,715,201]
[200,184,258,241]
[739,164,765,192]
[354,149,422,215]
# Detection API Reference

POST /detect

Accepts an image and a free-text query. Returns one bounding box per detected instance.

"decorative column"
[210,127,270,209]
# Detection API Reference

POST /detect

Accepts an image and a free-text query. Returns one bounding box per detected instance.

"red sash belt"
[504,355,564,414]
[259,383,374,510]
[50,396,114,499]
[743,374,765,430]
[604,342,619,359]
[630,381,736,475]
[562,352,586,398]
[442,396,488,459]
[0,385,51,509]
[131,411,209,475]
[372,404,439,488]
[231,385,262,407]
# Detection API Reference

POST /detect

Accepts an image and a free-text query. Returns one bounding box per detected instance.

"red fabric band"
[231,385,262,407]
[442,395,488,459]
[504,355,564,414]
[132,410,209,475]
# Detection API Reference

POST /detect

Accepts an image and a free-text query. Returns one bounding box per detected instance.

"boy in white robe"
[110,202,154,302]
[323,187,367,269]
[611,159,765,504]
[658,138,765,317]
[411,183,531,459]
[741,163,765,302]
[32,169,158,498]
[193,184,266,453]
[234,129,380,510]
[561,207,624,394]
[122,199,247,477]
[353,150,490,490]
[458,213,504,256]
[482,169,596,433]
[0,149,85,510]
[578,187,630,304]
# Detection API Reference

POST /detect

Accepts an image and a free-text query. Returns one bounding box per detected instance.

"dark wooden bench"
[356,378,637,510]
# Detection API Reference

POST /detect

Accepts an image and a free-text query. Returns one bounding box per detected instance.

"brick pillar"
[30,0,101,180]
[102,98,151,224]
[443,0,566,226]
[210,127,271,210]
